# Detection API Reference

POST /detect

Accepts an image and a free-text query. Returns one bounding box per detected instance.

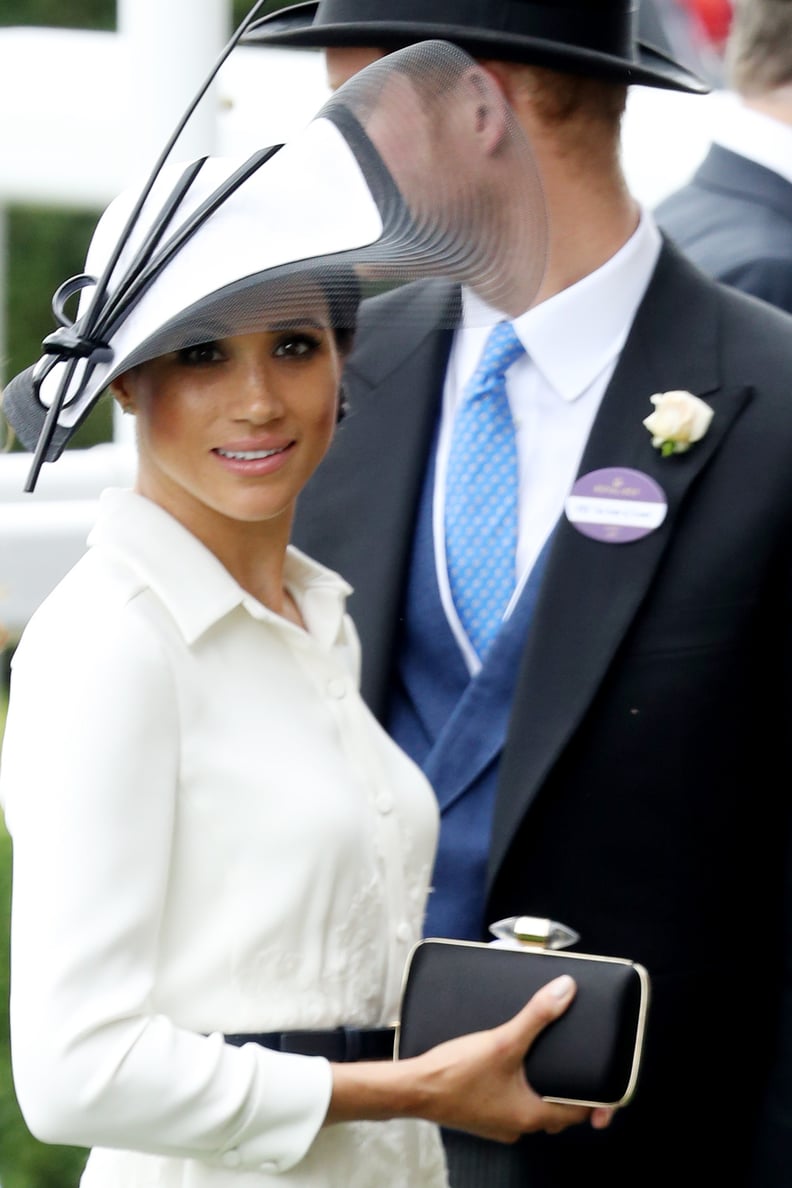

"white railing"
[0,443,137,641]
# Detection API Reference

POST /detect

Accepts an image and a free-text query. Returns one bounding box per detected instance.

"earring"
[337,384,349,425]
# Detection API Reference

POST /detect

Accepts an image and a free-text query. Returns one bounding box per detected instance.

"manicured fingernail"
[548,974,575,999]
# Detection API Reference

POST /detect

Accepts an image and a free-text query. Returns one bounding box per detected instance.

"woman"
[0,44,609,1188]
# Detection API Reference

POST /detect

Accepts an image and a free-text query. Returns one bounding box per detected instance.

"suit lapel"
[488,241,754,881]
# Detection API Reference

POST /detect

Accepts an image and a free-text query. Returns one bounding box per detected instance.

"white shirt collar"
[88,488,352,647]
[460,211,661,403]
[711,92,792,186]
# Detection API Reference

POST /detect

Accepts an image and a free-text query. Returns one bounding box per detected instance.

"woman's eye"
[179,342,223,365]
[273,332,323,359]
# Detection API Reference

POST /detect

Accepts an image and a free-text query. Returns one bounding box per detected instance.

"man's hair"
[725,0,792,95]
[367,45,628,127]
[507,63,628,126]
[321,269,361,353]
[489,60,627,165]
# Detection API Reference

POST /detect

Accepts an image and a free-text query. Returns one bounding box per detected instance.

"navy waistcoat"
[387,442,551,939]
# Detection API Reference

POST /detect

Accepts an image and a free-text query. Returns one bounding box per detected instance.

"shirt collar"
[461,211,661,403]
[88,488,352,646]
[711,92,792,186]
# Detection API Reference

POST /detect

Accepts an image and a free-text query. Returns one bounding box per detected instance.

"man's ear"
[464,66,511,155]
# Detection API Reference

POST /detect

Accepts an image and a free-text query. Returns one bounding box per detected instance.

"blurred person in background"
[656,0,792,312]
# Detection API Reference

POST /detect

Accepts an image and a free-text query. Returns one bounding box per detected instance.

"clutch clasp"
[488,915,580,951]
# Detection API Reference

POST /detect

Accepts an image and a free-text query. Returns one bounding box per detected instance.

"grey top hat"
[244,0,709,93]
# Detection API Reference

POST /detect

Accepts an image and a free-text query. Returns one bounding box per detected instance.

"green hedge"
[0,0,272,32]
[0,685,88,1187]
[4,205,113,454]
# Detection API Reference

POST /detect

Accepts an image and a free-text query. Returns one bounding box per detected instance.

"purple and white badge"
[565,467,667,543]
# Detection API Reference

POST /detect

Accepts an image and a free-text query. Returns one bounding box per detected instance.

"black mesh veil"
[1,11,547,491]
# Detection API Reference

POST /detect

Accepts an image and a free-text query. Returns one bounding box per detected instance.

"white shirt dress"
[0,488,447,1187]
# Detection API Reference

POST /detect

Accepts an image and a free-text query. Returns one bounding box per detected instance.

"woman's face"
[112,285,343,545]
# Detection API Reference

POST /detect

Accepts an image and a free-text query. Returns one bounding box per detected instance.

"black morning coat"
[292,238,792,1187]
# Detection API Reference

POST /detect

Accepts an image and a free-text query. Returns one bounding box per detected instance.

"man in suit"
[246,3,792,1185]
[656,0,792,312]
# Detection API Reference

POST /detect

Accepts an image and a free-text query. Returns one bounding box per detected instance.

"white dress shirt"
[434,212,662,672]
[0,488,445,1187]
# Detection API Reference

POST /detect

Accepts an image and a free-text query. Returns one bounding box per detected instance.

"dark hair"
[318,268,359,421]
[320,266,361,356]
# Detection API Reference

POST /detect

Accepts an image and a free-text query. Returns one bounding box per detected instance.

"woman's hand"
[403,973,612,1140]
[327,974,613,1139]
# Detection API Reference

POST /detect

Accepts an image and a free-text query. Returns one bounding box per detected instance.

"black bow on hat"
[243,0,708,93]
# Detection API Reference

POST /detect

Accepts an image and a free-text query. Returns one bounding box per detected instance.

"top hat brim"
[244,1,709,94]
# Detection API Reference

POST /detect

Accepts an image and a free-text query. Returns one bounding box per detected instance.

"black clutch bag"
[395,934,650,1108]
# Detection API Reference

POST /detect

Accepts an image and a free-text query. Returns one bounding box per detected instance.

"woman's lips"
[212,441,295,473]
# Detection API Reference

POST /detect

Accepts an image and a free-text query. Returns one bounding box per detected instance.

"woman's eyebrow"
[266,316,328,332]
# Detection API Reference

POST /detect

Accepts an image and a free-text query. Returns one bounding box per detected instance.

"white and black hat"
[3,27,548,490]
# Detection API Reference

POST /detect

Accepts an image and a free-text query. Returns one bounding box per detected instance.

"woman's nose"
[233,363,281,422]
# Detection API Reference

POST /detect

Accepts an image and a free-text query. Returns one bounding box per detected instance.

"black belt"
[224,1026,396,1062]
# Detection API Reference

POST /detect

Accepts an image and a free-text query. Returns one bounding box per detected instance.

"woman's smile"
[213,439,297,473]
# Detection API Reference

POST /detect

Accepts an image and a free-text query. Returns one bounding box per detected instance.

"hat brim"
[244,1,709,94]
[3,41,550,480]
[5,119,389,461]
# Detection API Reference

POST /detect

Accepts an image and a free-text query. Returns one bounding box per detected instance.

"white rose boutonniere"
[643,390,714,457]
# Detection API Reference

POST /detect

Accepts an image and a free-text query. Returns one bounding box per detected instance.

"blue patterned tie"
[445,321,525,661]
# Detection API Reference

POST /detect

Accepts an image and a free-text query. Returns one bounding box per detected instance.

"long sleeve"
[0,572,331,1175]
